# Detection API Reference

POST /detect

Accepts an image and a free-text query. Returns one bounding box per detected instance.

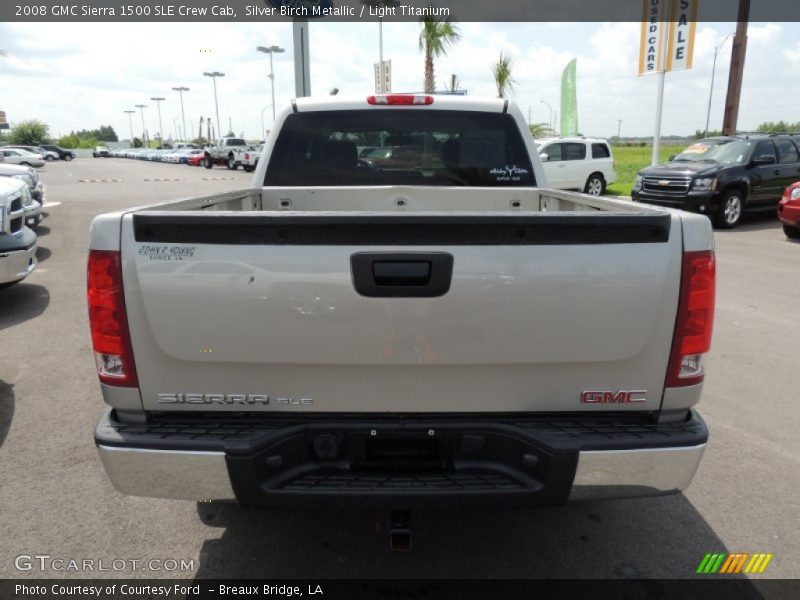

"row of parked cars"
[97,138,264,172]
[97,145,206,165]
[1,144,75,167]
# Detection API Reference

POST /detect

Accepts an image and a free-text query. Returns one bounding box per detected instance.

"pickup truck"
[0,161,45,227]
[231,143,263,173]
[90,96,715,530]
[1,177,37,289]
[203,137,248,170]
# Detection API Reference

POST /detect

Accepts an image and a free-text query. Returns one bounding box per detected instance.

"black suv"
[39,144,75,161]
[631,134,800,228]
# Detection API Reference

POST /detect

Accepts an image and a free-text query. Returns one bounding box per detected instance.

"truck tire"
[714,189,744,229]
[0,280,21,291]
[45,155,55,162]
[784,224,800,239]
[227,155,238,171]
[584,173,606,196]
[204,155,213,169]
[243,165,254,173]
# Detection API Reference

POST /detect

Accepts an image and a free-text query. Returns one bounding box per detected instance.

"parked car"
[179,149,203,164]
[0,177,37,289]
[93,146,111,158]
[632,133,800,229]
[0,148,45,168]
[39,144,75,161]
[89,95,714,529]
[0,162,45,225]
[535,137,616,196]
[186,152,205,166]
[778,182,800,239]
[3,145,59,161]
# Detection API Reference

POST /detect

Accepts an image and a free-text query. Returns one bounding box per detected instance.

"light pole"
[172,86,190,142]
[123,110,135,144]
[540,99,553,134]
[705,33,734,137]
[150,97,165,147]
[134,104,148,147]
[617,119,623,140]
[203,71,225,139]
[261,104,273,140]
[256,46,285,123]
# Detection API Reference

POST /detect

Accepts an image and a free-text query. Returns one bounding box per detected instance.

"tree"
[132,137,143,148]
[492,52,516,99]
[418,16,460,93]
[9,120,49,145]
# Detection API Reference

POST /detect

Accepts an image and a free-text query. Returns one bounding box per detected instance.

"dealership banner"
[639,0,698,75]
[666,0,699,72]
[560,59,578,137]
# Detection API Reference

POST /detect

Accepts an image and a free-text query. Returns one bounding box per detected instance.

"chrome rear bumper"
[95,409,707,504]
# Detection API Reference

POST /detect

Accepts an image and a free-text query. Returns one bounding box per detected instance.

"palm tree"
[528,122,552,138]
[492,52,516,99]
[418,17,460,93]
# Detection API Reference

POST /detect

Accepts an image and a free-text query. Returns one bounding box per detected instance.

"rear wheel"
[204,155,213,169]
[584,173,606,196]
[227,155,238,170]
[45,155,54,162]
[65,155,73,161]
[243,165,254,173]
[714,190,744,229]
[784,224,800,239]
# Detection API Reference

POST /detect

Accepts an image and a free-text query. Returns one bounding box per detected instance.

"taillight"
[244,153,250,160]
[367,94,434,106]
[666,250,716,387]
[87,250,138,387]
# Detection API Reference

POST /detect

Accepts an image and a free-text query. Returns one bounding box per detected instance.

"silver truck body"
[91,97,714,507]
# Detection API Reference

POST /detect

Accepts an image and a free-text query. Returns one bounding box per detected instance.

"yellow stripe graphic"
[744,554,759,573]
[758,554,773,573]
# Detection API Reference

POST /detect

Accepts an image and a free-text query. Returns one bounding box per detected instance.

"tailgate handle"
[373,261,431,286]
[351,253,453,298]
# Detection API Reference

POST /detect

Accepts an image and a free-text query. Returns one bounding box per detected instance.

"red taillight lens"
[367,94,434,106]
[87,250,138,387]
[666,250,716,387]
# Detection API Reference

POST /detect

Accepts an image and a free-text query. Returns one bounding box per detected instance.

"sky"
[1,20,800,141]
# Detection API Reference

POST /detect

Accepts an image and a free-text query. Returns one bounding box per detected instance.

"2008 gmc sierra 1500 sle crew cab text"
[89,96,715,520]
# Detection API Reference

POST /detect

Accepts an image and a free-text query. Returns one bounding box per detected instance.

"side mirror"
[539,153,549,162]
[752,154,777,165]
[668,154,676,162]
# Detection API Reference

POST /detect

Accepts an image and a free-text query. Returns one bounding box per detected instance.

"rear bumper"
[95,409,708,507]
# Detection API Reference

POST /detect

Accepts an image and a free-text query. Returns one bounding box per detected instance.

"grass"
[606,145,685,197]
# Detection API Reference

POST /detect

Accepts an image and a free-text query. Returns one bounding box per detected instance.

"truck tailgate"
[122,211,681,413]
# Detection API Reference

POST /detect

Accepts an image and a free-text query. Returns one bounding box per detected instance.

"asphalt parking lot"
[0,158,798,581]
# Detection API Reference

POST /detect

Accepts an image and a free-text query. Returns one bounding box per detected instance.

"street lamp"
[172,86,190,142]
[705,33,735,137]
[260,104,273,140]
[540,99,553,134]
[256,46,285,123]
[203,71,225,139]
[134,104,148,147]
[150,97,165,147]
[123,110,135,144]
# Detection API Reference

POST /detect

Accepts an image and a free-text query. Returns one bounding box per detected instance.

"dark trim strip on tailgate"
[133,213,671,246]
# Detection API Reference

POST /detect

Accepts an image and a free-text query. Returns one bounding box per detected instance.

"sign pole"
[651,0,672,166]
[293,19,311,97]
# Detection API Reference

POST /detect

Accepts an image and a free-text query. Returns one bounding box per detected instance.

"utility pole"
[292,20,311,97]
[150,97,165,147]
[722,0,750,135]
[172,86,190,143]
[617,119,623,140]
[706,34,734,137]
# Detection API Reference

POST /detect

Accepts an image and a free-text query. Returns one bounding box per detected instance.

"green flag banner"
[560,59,578,137]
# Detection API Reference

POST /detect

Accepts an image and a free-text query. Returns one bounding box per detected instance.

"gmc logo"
[581,390,647,404]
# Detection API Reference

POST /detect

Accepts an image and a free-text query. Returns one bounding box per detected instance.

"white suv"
[535,137,616,196]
